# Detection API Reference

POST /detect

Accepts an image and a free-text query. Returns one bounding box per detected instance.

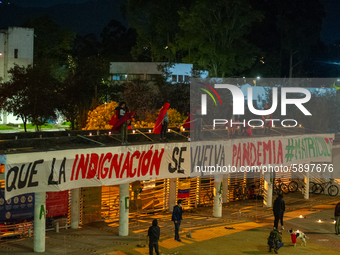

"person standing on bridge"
[153,102,170,142]
[148,219,160,255]
[172,200,183,242]
[273,194,285,230]
[334,202,340,235]
[109,101,133,145]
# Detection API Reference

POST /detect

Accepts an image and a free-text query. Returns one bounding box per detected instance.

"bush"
[83,101,118,130]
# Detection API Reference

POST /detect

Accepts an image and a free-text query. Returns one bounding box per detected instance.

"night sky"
[0,0,339,44]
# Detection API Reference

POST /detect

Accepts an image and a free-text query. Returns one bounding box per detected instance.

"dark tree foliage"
[22,15,76,70]
[101,19,137,62]
[58,56,109,130]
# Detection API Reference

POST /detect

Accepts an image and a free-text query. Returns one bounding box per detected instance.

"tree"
[73,33,101,59]
[22,15,76,78]
[101,19,136,62]
[58,56,109,130]
[0,65,59,132]
[121,0,190,62]
[276,0,325,78]
[122,80,159,121]
[177,0,263,77]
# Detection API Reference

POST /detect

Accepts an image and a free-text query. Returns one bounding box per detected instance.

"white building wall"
[0,27,34,124]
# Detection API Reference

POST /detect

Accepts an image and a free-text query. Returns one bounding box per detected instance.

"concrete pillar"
[222,174,229,203]
[119,183,129,236]
[304,172,309,200]
[263,173,273,207]
[213,175,223,218]
[169,178,177,213]
[34,192,46,252]
[71,188,80,229]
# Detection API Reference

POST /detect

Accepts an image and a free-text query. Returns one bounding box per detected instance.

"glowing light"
[168,129,170,132]
[183,128,185,131]
[132,130,135,133]
[297,230,299,232]
[334,220,336,224]
[257,76,260,80]
[108,132,111,135]
[89,133,92,136]
[318,220,322,223]
[0,52,2,56]
[149,130,151,133]
[299,124,302,127]
[299,215,303,218]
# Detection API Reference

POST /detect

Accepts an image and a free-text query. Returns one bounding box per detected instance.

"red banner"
[46,191,68,217]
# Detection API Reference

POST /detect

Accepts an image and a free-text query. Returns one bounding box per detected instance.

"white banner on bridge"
[4,142,190,199]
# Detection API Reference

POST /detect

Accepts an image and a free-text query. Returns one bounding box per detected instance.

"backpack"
[267,231,277,247]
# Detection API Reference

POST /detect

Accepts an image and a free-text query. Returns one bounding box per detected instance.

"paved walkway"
[1,193,340,254]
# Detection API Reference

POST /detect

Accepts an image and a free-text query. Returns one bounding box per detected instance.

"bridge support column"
[169,178,177,213]
[264,173,273,207]
[71,188,80,229]
[213,175,223,217]
[119,183,129,236]
[34,192,46,252]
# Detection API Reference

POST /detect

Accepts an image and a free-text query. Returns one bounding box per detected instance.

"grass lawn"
[0,125,14,130]
[19,123,54,129]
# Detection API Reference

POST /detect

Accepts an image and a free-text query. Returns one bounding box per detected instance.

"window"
[112,74,127,81]
[178,75,183,83]
[14,49,18,58]
[185,75,190,83]
[172,75,177,82]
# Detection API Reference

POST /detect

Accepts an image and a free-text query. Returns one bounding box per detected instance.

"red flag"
[108,110,119,126]
[111,111,135,132]
[153,102,170,134]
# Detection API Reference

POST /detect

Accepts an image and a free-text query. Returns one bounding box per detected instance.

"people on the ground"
[262,104,272,135]
[267,228,284,254]
[172,199,183,242]
[335,202,340,235]
[273,194,285,230]
[225,102,235,138]
[153,102,170,142]
[148,219,160,255]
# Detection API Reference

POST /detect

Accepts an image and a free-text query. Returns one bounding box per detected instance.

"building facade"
[109,62,209,83]
[0,27,34,124]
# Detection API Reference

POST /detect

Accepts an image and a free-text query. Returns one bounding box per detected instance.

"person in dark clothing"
[268,228,284,254]
[225,102,235,138]
[114,102,129,145]
[273,194,285,230]
[172,200,183,242]
[335,202,340,235]
[148,219,160,255]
